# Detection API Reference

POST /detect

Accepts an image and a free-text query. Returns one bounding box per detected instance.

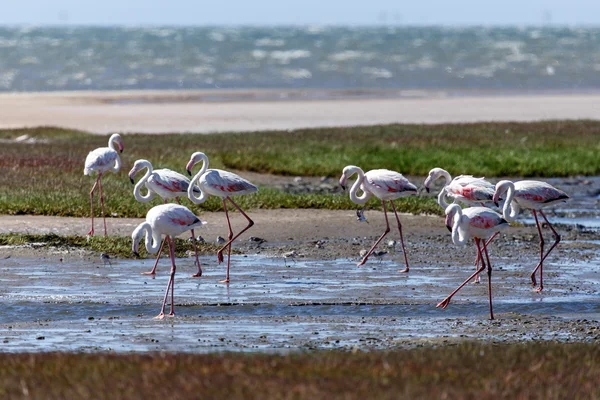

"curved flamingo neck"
[132,222,162,255]
[499,181,519,222]
[133,160,156,202]
[447,204,468,245]
[187,153,210,204]
[346,166,371,204]
[108,135,122,173]
[108,134,120,151]
[437,188,451,209]
[428,169,452,208]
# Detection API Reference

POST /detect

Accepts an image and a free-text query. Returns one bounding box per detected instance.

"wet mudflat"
[1,249,599,353]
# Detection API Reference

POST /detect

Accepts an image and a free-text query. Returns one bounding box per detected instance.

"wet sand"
[1,203,599,352]
[1,90,600,134]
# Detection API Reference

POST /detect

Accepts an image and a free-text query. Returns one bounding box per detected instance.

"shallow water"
[1,253,599,353]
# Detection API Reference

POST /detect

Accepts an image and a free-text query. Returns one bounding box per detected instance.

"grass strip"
[0,342,597,399]
[1,121,598,217]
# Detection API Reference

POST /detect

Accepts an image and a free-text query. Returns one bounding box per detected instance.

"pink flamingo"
[129,159,202,277]
[186,152,258,283]
[424,168,495,208]
[83,133,124,236]
[493,180,569,292]
[131,203,205,319]
[437,204,510,320]
[339,165,417,272]
[424,167,496,283]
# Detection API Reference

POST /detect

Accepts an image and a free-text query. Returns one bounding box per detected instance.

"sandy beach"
[1,89,600,134]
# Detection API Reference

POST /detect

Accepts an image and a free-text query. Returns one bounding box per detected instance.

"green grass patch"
[1,121,598,217]
[0,233,221,258]
[0,342,597,399]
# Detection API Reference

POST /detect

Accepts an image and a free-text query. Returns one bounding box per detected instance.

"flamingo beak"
[132,251,140,258]
[130,177,134,184]
[494,201,499,207]
[445,213,453,232]
[425,187,430,193]
[187,169,192,176]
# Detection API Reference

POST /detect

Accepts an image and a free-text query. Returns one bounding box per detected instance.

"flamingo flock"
[84,134,569,320]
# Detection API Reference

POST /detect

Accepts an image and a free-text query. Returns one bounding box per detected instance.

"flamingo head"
[423,168,449,194]
[131,222,146,257]
[444,204,461,232]
[186,152,208,176]
[492,180,511,207]
[339,165,359,191]
[128,159,148,184]
[110,133,124,153]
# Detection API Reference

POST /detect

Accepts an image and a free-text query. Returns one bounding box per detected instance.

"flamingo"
[131,203,205,319]
[437,204,510,320]
[424,167,496,283]
[424,168,495,208]
[129,159,203,277]
[339,165,417,272]
[186,152,258,283]
[493,180,569,292]
[83,133,124,236]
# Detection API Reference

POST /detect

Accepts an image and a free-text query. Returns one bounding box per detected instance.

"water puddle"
[0,253,599,352]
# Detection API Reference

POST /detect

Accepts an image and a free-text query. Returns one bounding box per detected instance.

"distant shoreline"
[4,87,600,104]
[1,89,599,134]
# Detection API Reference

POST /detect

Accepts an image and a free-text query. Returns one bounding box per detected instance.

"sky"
[1,0,599,26]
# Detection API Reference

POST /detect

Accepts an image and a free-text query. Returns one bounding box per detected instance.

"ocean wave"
[1,26,600,92]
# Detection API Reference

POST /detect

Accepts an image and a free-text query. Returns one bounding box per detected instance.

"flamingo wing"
[84,147,118,175]
[515,180,569,204]
[203,169,258,196]
[150,204,204,236]
[365,169,417,196]
[464,207,509,231]
[151,169,191,194]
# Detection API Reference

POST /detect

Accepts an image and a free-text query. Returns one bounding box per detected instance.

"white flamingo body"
[498,180,568,215]
[84,147,121,176]
[84,133,124,236]
[196,169,258,199]
[424,168,495,208]
[339,165,417,272]
[493,179,569,291]
[446,206,510,245]
[186,152,258,283]
[129,159,202,276]
[362,169,418,201]
[131,203,205,318]
[129,159,199,202]
[438,204,510,320]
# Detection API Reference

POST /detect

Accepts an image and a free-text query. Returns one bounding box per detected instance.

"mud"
[0,175,599,352]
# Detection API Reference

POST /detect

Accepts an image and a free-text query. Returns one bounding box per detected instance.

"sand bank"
[0,89,599,134]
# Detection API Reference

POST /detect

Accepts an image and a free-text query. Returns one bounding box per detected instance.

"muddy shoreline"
[1,174,599,352]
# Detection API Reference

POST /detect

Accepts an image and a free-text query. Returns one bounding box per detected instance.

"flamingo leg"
[218,199,235,283]
[142,239,166,275]
[98,175,107,236]
[88,175,101,236]
[437,238,487,310]
[389,201,410,273]
[216,197,255,283]
[530,210,561,292]
[479,237,494,320]
[156,235,177,319]
[189,228,202,277]
[358,200,391,267]
[472,232,498,284]
[531,210,545,290]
